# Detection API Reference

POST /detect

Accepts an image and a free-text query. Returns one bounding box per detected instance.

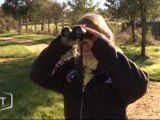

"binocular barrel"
[61,26,86,40]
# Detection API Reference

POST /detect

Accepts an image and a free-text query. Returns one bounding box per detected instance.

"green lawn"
[0,31,160,119]
[0,57,64,119]
[15,34,54,44]
[0,30,18,37]
[0,30,54,44]
[0,40,32,58]
[121,44,160,80]
[0,32,64,119]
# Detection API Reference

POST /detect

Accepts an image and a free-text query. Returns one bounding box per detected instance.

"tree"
[138,0,147,57]
[2,0,29,34]
[35,0,48,32]
[51,2,63,33]
[97,8,111,18]
[104,0,121,19]
[105,0,139,43]
[44,4,52,33]
[27,0,41,31]
[22,0,33,31]
[67,0,97,25]
[105,0,160,57]
[61,2,67,29]
[0,7,16,33]
[146,0,160,21]
[136,0,160,57]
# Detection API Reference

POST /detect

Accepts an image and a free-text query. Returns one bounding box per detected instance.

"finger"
[80,25,111,43]
[79,24,86,27]
[80,26,100,37]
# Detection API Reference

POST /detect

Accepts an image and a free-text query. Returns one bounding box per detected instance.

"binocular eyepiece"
[61,26,87,40]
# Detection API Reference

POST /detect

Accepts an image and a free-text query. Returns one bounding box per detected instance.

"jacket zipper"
[74,64,85,119]
[74,58,85,119]
[80,86,85,120]
[79,72,106,119]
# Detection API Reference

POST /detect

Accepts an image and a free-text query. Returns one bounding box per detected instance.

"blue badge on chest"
[104,77,112,84]
[67,70,78,83]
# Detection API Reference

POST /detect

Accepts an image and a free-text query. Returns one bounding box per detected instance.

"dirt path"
[127,81,160,119]
[0,37,160,119]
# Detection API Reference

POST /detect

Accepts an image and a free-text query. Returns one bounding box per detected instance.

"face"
[77,21,99,58]
[78,38,94,58]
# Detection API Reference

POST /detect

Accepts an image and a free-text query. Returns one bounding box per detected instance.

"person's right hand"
[79,25,111,43]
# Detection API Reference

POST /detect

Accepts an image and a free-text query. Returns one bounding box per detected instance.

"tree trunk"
[52,22,59,35]
[140,0,147,57]
[34,20,37,31]
[41,20,44,32]
[55,22,58,30]
[61,19,64,29]
[130,15,136,43]
[48,20,50,33]
[15,1,21,35]
[6,22,9,31]
[25,18,28,31]
[18,16,21,35]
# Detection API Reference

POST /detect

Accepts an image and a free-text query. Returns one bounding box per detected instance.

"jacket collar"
[74,56,106,76]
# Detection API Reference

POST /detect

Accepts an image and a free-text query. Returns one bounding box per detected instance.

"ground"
[0,37,160,119]
[127,81,160,119]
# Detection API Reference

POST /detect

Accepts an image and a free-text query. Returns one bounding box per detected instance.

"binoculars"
[61,26,93,41]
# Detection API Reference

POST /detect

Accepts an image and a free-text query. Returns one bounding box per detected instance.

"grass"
[0,30,54,44]
[0,40,32,58]
[0,32,64,119]
[14,34,54,44]
[0,30,18,37]
[0,31,160,80]
[0,40,16,46]
[0,30,160,119]
[121,44,160,80]
[0,57,64,119]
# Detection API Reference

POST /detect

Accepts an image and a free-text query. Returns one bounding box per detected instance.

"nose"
[78,39,92,48]
[83,40,88,45]
[83,41,92,50]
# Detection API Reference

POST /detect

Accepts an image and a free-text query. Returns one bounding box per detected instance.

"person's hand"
[60,36,78,47]
[79,25,111,43]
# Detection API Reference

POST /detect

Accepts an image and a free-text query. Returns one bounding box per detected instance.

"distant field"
[0,30,54,44]
[21,23,69,34]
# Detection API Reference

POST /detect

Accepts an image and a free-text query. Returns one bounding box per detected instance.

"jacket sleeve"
[91,37,149,104]
[30,36,72,93]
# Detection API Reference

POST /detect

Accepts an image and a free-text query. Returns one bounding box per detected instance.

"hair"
[78,13,114,42]
[73,13,122,56]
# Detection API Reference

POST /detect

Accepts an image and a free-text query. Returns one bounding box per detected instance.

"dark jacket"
[30,36,149,119]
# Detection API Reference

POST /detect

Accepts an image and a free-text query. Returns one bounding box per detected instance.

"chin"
[83,52,92,57]
[83,51,90,54]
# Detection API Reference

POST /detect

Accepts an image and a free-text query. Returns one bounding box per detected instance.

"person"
[30,13,149,119]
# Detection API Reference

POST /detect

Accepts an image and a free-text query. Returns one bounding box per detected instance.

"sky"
[0,0,4,5]
[0,0,106,8]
